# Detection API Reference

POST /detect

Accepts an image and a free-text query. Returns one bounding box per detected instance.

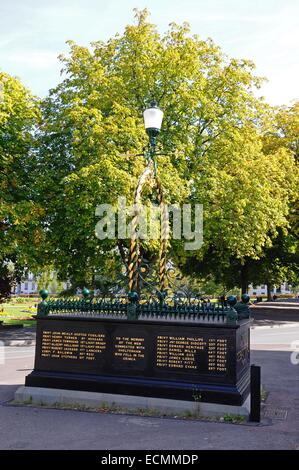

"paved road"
[251,300,299,325]
[0,325,298,450]
[251,323,299,351]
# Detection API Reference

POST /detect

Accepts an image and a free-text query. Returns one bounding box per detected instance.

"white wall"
[248,283,292,296]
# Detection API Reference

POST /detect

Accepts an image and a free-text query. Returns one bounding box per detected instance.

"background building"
[248,283,293,297]
[12,272,69,295]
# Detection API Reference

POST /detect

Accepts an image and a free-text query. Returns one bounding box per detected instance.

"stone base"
[14,386,250,418]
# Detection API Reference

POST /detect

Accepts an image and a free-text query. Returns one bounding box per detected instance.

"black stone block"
[25,316,250,405]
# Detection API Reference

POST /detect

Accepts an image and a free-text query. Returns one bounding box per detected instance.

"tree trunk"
[240,264,248,295]
[266,283,273,301]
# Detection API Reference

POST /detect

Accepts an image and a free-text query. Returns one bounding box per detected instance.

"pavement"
[0,313,299,450]
[251,300,299,326]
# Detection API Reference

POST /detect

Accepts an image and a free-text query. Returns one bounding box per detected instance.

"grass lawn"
[0,302,37,327]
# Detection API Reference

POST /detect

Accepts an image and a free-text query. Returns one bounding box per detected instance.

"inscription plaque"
[41,330,106,361]
[26,317,250,405]
[114,336,145,361]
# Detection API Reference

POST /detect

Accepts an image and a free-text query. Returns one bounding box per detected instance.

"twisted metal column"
[156,177,169,292]
[128,161,154,292]
[128,160,169,294]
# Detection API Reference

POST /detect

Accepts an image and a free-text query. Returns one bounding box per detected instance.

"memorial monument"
[18,103,252,416]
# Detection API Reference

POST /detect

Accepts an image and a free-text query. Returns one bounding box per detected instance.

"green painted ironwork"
[36,292,238,325]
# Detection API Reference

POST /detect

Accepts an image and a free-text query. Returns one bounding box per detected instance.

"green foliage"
[263,101,299,238]
[1,9,298,293]
[33,9,297,287]
[179,104,299,292]
[222,414,246,424]
[36,269,65,294]
[245,230,299,298]
[263,101,299,162]
[0,72,41,300]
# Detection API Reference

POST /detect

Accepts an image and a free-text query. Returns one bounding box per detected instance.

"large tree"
[181,231,299,300]
[35,9,296,289]
[181,101,299,296]
[263,101,299,238]
[0,72,41,299]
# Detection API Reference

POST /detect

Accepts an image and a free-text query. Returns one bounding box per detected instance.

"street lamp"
[126,101,165,304]
[143,101,164,148]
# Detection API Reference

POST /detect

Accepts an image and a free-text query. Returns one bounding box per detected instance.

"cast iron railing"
[37,295,239,325]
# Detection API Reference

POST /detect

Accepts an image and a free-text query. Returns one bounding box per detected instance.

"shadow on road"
[0,328,36,346]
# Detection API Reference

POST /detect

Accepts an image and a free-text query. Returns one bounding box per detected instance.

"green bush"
[10,297,35,303]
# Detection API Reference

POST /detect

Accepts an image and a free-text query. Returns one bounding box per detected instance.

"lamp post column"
[127,101,168,300]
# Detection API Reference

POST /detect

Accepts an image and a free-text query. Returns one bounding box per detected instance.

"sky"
[0,0,298,105]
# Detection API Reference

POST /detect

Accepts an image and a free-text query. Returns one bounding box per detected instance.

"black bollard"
[250,364,261,422]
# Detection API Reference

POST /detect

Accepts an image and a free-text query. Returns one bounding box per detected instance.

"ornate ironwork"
[37,291,237,325]
[127,158,169,296]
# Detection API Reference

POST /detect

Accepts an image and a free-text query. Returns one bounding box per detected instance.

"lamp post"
[127,102,165,305]
[142,102,168,296]
[143,101,164,164]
